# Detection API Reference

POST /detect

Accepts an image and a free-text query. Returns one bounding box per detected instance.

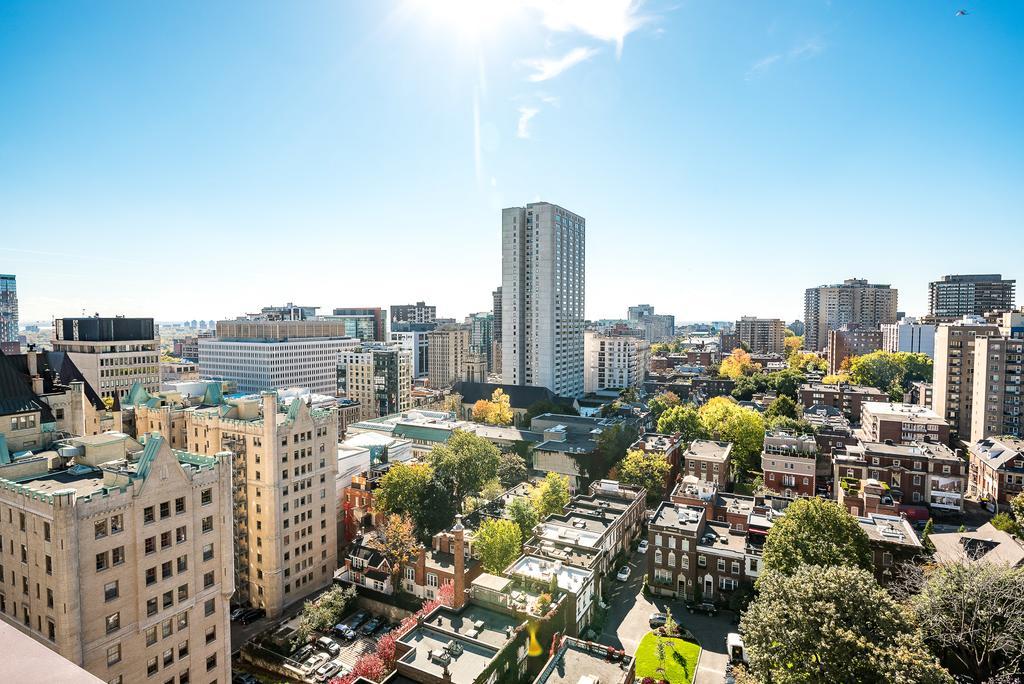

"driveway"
[598,551,736,683]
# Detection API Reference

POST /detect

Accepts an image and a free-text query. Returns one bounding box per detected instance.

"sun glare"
[411,0,520,41]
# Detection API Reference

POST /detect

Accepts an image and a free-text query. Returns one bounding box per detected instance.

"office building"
[389,330,429,379]
[0,432,234,684]
[51,317,160,401]
[932,317,1000,441]
[467,312,495,372]
[502,202,585,397]
[627,305,674,343]
[0,274,17,354]
[390,302,436,327]
[827,324,884,374]
[428,325,470,389]
[929,274,1016,321]
[582,331,649,393]
[881,317,937,358]
[735,316,785,354]
[803,279,898,351]
[200,320,358,395]
[337,343,412,421]
[244,302,318,321]
[969,311,1024,442]
[330,307,386,342]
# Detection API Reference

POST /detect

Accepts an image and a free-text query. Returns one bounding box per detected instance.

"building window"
[147,598,158,617]
[96,552,109,572]
[204,598,215,617]
[107,644,122,666]
[202,544,214,562]
[147,656,158,677]
[205,654,217,672]
[95,520,108,539]
[201,489,212,506]
[175,497,186,515]
[204,571,215,589]
[427,573,439,588]
[717,558,726,572]
[112,546,125,566]
[106,612,120,634]
[146,626,158,646]
[205,626,216,645]
[104,581,119,602]
[404,566,415,581]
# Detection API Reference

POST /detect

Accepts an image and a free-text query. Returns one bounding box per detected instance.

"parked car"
[315,636,341,656]
[292,644,314,663]
[373,620,394,636]
[637,540,649,554]
[649,612,667,629]
[360,616,383,636]
[616,565,631,582]
[230,607,248,621]
[687,601,717,616]
[316,660,345,682]
[345,610,370,631]
[727,632,748,664]
[333,623,356,640]
[232,674,258,684]
[239,608,266,624]
[301,653,329,675]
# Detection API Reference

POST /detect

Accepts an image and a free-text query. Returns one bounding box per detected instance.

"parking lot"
[232,601,401,684]
[600,551,736,683]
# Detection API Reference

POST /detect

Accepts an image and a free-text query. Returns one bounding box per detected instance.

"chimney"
[452,514,466,609]
[27,349,43,395]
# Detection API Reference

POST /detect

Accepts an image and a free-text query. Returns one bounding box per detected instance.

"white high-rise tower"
[501,202,585,397]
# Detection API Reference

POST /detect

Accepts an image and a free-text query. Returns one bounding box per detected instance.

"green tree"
[742,565,952,684]
[581,423,637,485]
[647,391,681,420]
[496,451,528,488]
[532,472,570,518]
[656,404,707,442]
[731,373,771,401]
[910,562,1024,682]
[847,351,934,397]
[720,348,762,379]
[524,400,577,424]
[764,395,798,420]
[375,462,434,520]
[767,368,806,399]
[989,512,1022,536]
[428,430,501,510]
[766,415,815,435]
[761,497,873,576]
[617,449,671,505]
[474,518,522,573]
[292,584,358,646]
[921,518,935,553]
[698,397,765,481]
[507,496,539,540]
[479,477,505,502]
[789,351,828,373]
[1011,492,1024,528]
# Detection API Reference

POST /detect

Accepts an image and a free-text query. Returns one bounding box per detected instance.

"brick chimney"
[26,348,44,395]
[452,514,466,609]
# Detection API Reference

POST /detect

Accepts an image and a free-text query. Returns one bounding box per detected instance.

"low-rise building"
[827,324,884,374]
[799,382,887,423]
[860,402,950,445]
[761,432,818,498]
[681,439,732,488]
[159,360,198,384]
[533,636,635,684]
[856,513,923,583]
[834,440,966,513]
[967,436,1024,512]
[930,522,1024,566]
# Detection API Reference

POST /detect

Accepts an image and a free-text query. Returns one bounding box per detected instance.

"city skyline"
[3,2,1022,323]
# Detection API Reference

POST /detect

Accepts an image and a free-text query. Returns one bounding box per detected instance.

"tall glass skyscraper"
[0,274,18,346]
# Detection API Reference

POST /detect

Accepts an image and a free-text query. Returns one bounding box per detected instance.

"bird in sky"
[955,9,969,16]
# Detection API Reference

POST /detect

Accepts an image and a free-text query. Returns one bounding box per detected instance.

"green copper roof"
[125,382,152,406]
[135,433,162,481]
[392,424,452,443]
[202,382,224,406]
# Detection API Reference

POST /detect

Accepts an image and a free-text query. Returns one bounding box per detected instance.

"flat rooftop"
[685,439,731,462]
[857,514,922,548]
[397,626,499,684]
[422,604,521,649]
[862,402,946,425]
[536,638,634,684]
[651,501,705,533]
[508,555,592,593]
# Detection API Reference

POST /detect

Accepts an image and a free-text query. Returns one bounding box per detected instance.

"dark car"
[292,644,315,663]
[232,673,258,684]
[373,620,394,637]
[687,601,717,616]
[649,612,668,629]
[346,610,370,631]
[360,616,383,636]
[239,608,266,624]
[230,607,248,621]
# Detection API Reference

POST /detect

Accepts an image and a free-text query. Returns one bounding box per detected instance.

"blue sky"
[1,1,1022,324]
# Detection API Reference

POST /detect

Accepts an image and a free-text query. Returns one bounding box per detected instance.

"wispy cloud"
[523,46,598,82]
[517,107,539,138]
[746,36,826,79]
[527,0,650,57]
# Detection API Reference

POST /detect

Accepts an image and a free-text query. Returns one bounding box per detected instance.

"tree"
[698,397,765,481]
[479,477,505,502]
[292,585,357,646]
[507,496,539,540]
[848,351,934,398]
[784,335,804,358]
[767,368,806,399]
[731,373,771,401]
[989,512,1022,536]
[761,497,873,576]
[532,472,570,518]
[474,518,522,573]
[497,451,528,488]
[471,388,514,425]
[789,351,828,373]
[1011,491,1024,527]
[720,348,762,379]
[741,565,952,684]
[647,391,680,420]
[921,518,935,553]
[764,395,798,420]
[619,387,639,403]
[582,423,637,485]
[374,462,434,520]
[617,449,671,505]
[909,562,1024,682]
[442,392,463,415]
[428,430,501,510]
[370,513,420,591]
[656,404,707,442]
[766,415,815,435]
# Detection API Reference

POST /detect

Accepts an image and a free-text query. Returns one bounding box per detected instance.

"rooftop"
[857,513,922,548]
[801,382,886,394]
[650,501,705,533]
[507,555,593,594]
[534,637,634,684]
[968,436,1024,471]
[397,625,501,684]
[862,402,947,425]
[930,522,1024,566]
[685,439,732,462]
[415,604,521,649]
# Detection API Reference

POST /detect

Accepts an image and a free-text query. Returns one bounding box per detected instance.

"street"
[599,552,734,684]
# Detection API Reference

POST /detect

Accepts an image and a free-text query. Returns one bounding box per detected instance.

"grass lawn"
[634,632,701,684]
